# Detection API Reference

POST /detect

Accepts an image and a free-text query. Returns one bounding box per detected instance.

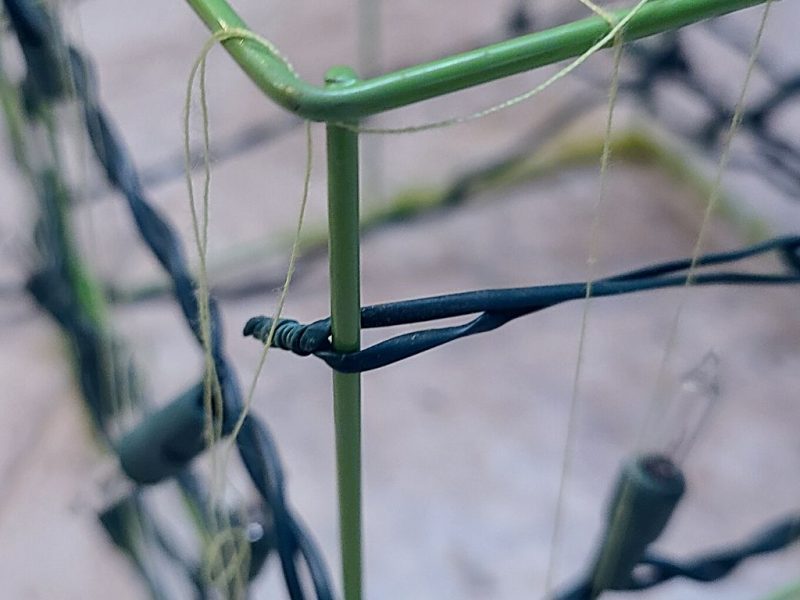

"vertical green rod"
[325,66,363,600]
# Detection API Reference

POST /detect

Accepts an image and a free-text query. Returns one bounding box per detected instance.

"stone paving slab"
[1,1,799,598]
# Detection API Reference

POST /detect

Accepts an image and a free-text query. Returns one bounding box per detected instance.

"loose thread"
[224,120,313,463]
[636,0,774,452]
[543,14,626,595]
[185,33,243,596]
[577,0,615,24]
[221,120,313,593]
[185,30,314,597]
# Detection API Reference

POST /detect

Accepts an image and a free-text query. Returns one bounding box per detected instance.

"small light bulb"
[645,351,721,466]
[585,354,719,596]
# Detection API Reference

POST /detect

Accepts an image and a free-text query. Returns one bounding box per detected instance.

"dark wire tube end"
[639,453,683,485]
[117,384,208,485]
[588,453,686,595]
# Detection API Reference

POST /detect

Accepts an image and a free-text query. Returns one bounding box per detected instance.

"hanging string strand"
[225,120,313,463]
[577,0,615,23]
[543,3,626,591]
[184,29,239,593]
[637,0,775,451]
[184,30,315,596]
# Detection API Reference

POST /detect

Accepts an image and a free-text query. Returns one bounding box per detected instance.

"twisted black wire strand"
[245,235,800,373]
[3,1,333,598]
[507,4,800,200]
[636,515,800,588]
[557,514,800,599]
[611,30,800,199]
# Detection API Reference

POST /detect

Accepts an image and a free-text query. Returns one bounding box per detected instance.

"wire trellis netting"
[0,0,799,599]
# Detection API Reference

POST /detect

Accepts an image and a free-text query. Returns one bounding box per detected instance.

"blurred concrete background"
[0,0,799,598]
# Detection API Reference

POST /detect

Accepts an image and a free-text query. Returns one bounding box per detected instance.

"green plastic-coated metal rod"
[325,67,363,600]
[184,0,768,121]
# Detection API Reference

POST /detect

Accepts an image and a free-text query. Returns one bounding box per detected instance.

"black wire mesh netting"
[3,1,332,597]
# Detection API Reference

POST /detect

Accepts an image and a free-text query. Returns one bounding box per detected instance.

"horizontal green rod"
[185,0,767,121]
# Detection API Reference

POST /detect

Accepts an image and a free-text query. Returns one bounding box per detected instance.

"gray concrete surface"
[1,1,799,599]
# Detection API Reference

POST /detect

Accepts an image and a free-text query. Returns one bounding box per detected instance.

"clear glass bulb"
[645,351,721,466]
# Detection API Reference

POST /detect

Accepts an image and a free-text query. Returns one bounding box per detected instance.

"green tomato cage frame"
[179,1,773,598]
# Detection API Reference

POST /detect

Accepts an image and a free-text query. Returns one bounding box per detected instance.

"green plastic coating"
[325,67,363,600]
[184,0,768,121]
[117,384,206,484]
[590,454,686,596]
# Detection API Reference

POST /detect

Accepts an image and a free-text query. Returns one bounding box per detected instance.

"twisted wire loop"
[243,316,332,356]
[3,0,333,597]
[557,514,800,599]
[245,236,800,373]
